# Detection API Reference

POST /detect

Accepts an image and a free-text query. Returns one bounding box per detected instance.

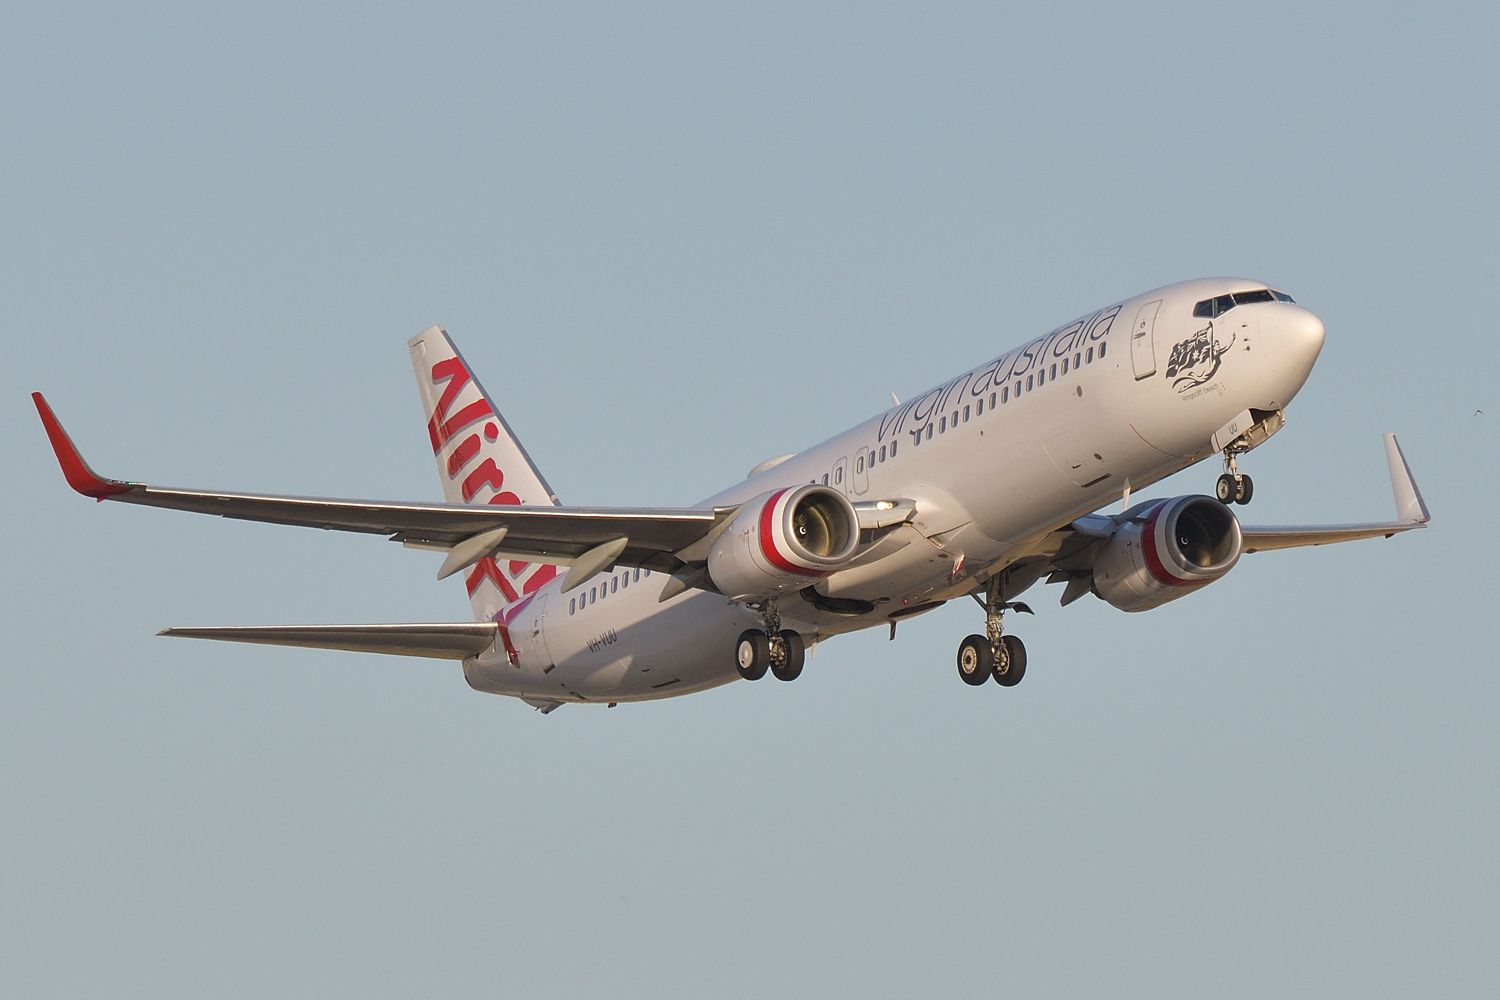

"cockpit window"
[1272,290,1295,303]
[1192,287,1289,318]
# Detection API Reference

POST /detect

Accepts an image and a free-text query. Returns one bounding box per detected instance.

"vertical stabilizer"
[409,327,560,625]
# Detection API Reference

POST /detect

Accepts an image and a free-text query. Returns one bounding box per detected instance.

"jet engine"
[707,485,861,599]
[1092,495,1242,612]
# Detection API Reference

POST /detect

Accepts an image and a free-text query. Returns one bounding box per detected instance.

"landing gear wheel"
[1234,474,1254,505]
[1216,474,1237,504]
[994,635,1027,687]
[771,631,805,682]
[735,629,770,681]
[957,634,993,686]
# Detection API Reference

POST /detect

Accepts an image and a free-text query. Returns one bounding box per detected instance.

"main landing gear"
[735,601,806,683]
[956,582,1030,688]
[1215,450,1254,505]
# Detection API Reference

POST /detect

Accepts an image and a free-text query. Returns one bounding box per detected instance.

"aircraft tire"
[995,635,1027,687]
[1216,474,1237,504]
[1234,475,1254,505]
[736,629,770,681]
[957,634,992,686]
[772,631,805,682]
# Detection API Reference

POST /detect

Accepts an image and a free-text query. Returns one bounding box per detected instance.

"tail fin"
[409,326,560,623]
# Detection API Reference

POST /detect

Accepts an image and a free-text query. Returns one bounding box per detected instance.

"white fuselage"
[465,278,1326,704]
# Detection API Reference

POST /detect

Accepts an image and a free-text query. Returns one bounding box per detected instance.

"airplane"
[33,277,1430,713]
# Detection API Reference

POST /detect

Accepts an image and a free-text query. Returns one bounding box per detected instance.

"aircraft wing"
[33,393,724,577]
[1237,433,1430,552]
[1034,433,1429,606]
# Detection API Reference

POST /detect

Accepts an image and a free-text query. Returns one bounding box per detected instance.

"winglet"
[1384,433,1430,525]
[31,393,132,500]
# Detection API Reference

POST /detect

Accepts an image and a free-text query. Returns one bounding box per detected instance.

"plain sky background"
[3,2,1497,996]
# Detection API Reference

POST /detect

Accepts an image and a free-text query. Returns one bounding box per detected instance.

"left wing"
[33,392,725,578]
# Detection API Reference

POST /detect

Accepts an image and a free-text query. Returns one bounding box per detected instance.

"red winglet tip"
[31,392,130,499]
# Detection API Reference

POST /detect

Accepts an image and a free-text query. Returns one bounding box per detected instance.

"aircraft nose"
[1287,305,1325,366]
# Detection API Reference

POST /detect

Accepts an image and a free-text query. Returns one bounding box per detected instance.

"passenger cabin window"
[1098,341,1107,358]
[962,405,970,422]
[879,444,887,461]
[890,441,898,457]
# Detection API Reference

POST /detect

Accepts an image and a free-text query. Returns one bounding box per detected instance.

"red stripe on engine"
[1141,501,1202,588]
[758,488,826,578]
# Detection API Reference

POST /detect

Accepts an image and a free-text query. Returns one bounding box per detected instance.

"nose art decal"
[1165,323,1235,392]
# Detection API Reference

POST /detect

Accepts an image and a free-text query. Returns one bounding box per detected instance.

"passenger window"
[1050,363,1057,379]
[1074,352,1081,368]
[925,424,934,441]
[989,392,997,409]
[939,416,947,433]
[1001,386,1009,403]
[611,577,618,593]
[951,410,958,427]
[962,405,970,422]
[856,455,864,473]
[1026,374,1033,391]
[1038,369,1046,387]
[1086,347,1094,363]
[835,466,843,484]
[822,473,829,485]
[621,573,629,589]
[1061,358,1069,374]
[1099,341,1107,358]
[879,444,887,462]
[976,398,984,416]
[569,598,576,614]
[635,568,642,581]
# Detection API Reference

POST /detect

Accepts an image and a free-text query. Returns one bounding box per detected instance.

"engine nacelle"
[1092,495,1242,612]
[707,485,861,600]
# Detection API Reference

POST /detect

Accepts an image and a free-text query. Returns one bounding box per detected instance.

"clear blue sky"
[3,3,1496,996]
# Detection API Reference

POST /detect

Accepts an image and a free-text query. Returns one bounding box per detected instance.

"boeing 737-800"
[34,278,1429,712]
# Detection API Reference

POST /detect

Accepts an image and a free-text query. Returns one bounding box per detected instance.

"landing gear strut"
[956,581,1030,688]
[735,600,805,683]
[1215,450,1254,505]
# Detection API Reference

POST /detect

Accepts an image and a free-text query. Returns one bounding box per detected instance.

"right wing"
[1238,433,1430,552]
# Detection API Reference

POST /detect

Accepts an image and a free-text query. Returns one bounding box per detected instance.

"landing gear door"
[1131,299,1162,380]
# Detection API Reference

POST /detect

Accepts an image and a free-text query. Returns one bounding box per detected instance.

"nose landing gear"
[1215,450,1254,505]
[735,601,806,683]
[956,582,1030,688]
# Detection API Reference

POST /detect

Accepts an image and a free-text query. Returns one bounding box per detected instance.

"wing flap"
[159,623,500,660]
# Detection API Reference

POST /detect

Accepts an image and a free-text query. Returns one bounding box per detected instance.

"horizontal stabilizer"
[158,623,499,660]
